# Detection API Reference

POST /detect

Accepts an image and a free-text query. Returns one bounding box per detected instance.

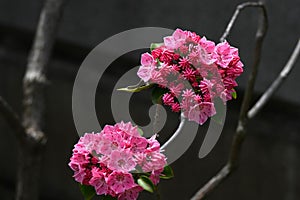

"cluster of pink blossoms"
[69,122,166,200]
[137,28,244,125]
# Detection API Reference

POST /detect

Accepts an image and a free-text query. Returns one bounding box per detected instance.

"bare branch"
[248,39,300,118]
[22,0,66,143]
[220,1,267,42]
[0,96,25,140]
[191,164,231,200]
[191,1,268,199]
[16,0,67,200]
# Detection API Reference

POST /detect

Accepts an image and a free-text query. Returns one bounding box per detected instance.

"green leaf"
[232,89,237,99]
[137,175,156,193]
[137,127,144,136]
[79,184,96,200]
[159,165,174,179]
[150,43,163,51]
[117,83,154,93]
[151,86,169,104]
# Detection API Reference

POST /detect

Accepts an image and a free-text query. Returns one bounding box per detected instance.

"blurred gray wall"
[0,0,299,199]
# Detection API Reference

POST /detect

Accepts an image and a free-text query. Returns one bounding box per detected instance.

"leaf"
[232,89,237,99]
[79,184,96,200]
[137,127,144,136]
[150,43,163,51]
[151,86,169,104]
[159,165,174,179]
[137,175,155,193]
[117,83,154,93]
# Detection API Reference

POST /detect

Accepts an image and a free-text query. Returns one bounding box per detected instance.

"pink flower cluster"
[137,28,244,125]
[69,122,166,200]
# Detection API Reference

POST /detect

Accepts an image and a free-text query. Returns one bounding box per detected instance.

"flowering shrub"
[69,121,173,200]
[137,28,244,125]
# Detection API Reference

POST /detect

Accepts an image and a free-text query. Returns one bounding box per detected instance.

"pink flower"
[89,167,108,195]
[182,67,196,81]
[137,29,243,126]
[99,132,123,155]
[214,41,235,68]
[220,89,233,102]
[137,53,156,82]
[169,82,184,97]
[163,29,187,50]
[159,48,174,63]
[162,93,174,106]
[178,57,191,69]
[80,133,102,154]
[173,28,188,41]
[197,37,216,65]
[107,171,135,194]
[171,102,181,112]
[69,122,169,199]
[118,185,143,200]
[108,150,136,172]
[140,151,167,172]
[116,121,140,138]
[151,48,162,59]
[141,52,154,66]
[149,168,164,185]
[188,102,216,125]
[151,70,168,86]
[182,89,196,98]
[199,78,213,95]
[146,135,161,152]
[128,136,148,153]
[73,169,86,184]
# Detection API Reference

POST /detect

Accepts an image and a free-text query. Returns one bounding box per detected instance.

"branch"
[191,1,268,199]
[220,1,267,42]
[248,39,300,118]
[16,0,67,200]
[190,164,231,200]
[0,96,26,140]
[22,0,66,144]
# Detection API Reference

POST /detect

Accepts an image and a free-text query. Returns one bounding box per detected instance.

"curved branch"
[191,1,268,199]
[220,1,267,42]
[248,39,300,118]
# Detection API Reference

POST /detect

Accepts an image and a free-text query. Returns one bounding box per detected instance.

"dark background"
[0,0,299,199]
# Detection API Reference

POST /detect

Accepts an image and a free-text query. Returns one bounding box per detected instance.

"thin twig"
[248,39,300,118]
[220,1,267,42]
[191,1,268,199]
[0,96,26,140]
[191,164,231,200]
